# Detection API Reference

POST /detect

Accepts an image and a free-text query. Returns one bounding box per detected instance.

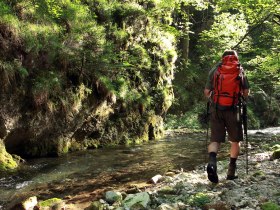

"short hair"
[222,50,238,58]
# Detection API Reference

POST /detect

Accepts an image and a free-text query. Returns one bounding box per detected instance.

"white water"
[248,127,280,135]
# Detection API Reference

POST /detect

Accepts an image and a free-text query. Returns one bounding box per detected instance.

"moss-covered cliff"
[0,0,177,162]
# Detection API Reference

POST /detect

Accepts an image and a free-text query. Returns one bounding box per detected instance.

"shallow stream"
[0,128,279,209]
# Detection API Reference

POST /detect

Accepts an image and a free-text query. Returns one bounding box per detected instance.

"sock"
[209,152,217,163]
[229,157,237,165]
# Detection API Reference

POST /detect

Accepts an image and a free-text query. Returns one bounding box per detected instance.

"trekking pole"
[242,98,248,174]
[204,100,210,171]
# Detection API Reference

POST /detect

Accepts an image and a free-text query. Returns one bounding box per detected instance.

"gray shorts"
[210,107,243,143]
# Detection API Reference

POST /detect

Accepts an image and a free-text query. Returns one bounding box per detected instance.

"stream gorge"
[1,128,280,209]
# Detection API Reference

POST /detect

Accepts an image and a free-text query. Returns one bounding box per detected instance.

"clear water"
[1,129,278,209]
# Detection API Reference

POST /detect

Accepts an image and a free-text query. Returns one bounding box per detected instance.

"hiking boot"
[226,163,238,180]
[207,162,219,183]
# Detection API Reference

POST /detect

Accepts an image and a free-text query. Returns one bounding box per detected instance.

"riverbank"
[9,129,280,210]
[86,134,280,210]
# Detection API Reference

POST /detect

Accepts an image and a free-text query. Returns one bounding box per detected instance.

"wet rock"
[0,115,7,138]
[105,191,122,204]
[0,140,18,170]
[205,201,229,210]
[156,203,178,210]
[123,192,150,209]
[90,200,105,210]
[151,174,163,184]
[38,198,64,210]
[165,171,176,177]
[157,186,177,195]
[11,196,37,210]
[271,149,280,160]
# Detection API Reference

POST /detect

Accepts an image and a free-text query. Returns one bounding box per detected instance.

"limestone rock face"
[0,1,176,162]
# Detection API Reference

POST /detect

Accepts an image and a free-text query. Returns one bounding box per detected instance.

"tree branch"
[272,14,280,26]
[272,18,280,26]
[232,13,273,50]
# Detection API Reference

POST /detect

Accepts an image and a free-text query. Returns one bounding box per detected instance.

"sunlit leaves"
[0,1,19,25]
[214,0,279,24]
[198,12,249,65]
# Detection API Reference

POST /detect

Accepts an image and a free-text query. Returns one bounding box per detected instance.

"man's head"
[222,50,238,58]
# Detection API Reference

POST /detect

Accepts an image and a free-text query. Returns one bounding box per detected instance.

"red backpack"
[213,55,243,108]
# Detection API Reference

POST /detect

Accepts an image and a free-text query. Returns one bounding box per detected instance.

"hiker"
[204,50,250,183]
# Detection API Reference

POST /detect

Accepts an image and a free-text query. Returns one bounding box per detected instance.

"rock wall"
[0,0,176,165]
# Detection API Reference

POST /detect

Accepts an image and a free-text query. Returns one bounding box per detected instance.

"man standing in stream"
[204,50,250,183]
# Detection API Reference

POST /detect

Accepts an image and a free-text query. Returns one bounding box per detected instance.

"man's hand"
[204,88,212,98]
[242,89,250,98]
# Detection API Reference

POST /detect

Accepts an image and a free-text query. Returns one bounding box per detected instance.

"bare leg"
[230,141,240,158]
[208,142,220,153]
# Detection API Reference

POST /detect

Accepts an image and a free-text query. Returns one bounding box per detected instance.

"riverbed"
[0,128,279,209]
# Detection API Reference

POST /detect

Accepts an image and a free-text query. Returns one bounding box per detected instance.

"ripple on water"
[16,181,33,189]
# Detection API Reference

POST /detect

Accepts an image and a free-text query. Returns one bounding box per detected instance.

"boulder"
[11,196,37,210]
[105,191,123,204]
[0,140,18,170]
[271,149,280,160]
[90,200,105,210]
[151,174,163,184]
[123,192,150,209]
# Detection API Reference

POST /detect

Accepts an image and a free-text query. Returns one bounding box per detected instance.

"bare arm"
[204,88,212,98]
[242,89,250,98]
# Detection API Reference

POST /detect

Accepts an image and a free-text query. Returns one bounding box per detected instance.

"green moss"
[271,144,280,151]
[261,201,280,210]
[253,170,265,177]
[158,186,176,195]
[90,200,105,210]
[0,141,18,170]
[272,149,280,160]
[188,192,211,207]
[84,139,100,149]
[39,198,62,207]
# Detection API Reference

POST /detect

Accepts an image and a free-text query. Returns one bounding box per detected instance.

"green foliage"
[215,0,279,25]
[261,201,280,210]
[128,45,152,69]
[33,71,61,94]
[0,1,19,25]
[165,102,206,129]
[247,107,260,129]
[22,23,61,53]
[198,12,249,66]
[188,192,210,207]
[1,0,279,129]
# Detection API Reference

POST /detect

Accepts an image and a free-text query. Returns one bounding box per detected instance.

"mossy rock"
[157,186,176,195]
[188,192,211,208]
[38,198,63,208]
[0,140,18,170]
[271,144,280,151]
[90,201,105,210]
[271,149,280,160]
[253,170,265,177]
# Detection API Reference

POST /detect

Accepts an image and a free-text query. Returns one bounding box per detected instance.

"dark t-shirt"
[205,62,250,90]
